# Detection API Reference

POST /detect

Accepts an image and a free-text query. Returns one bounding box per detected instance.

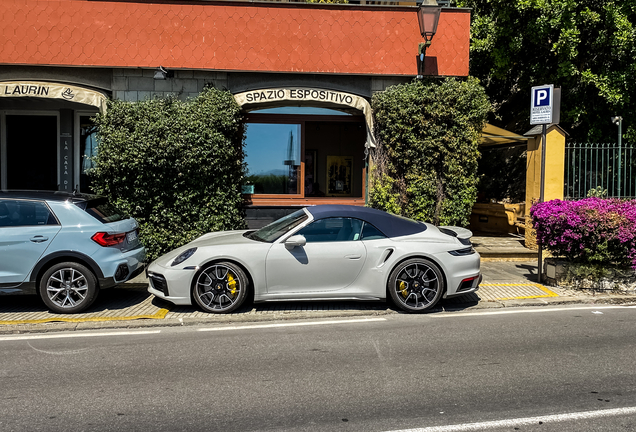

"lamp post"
[612,116,623,197]
[416,0,441,77]
[417,1,441,57]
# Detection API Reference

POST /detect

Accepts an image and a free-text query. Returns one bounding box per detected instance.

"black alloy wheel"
[193,261,248,314]
[388,258,444,312]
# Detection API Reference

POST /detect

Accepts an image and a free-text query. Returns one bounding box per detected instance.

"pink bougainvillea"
[530,198,636,268]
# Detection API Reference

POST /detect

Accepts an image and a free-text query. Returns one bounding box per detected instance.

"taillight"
[91,232,126,247]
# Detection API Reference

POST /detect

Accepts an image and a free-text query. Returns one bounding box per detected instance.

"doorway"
[4,114,58,190]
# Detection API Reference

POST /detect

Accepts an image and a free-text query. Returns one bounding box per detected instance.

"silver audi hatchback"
[0,190,146,313]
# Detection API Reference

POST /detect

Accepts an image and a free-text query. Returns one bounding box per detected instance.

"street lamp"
[417,0,442,59]
[612,115,623,197]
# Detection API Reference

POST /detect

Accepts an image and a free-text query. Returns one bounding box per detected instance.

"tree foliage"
[370,78,492,226]
[458,0,636,143]
[91,88,246,261]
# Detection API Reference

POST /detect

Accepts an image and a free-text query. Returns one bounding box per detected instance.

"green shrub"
[370,78,492,226]
[90,88,247,261]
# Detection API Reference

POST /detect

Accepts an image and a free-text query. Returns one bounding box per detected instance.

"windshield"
[246,209,309,243]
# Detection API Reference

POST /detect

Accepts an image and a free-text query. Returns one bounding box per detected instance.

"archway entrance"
[234,88,374,210]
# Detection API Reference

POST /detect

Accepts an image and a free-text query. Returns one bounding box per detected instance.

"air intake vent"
[149,273,169,296]
[114,264,129,282]
[458,237,472,246]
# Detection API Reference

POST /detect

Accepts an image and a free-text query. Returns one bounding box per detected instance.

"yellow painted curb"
[480,283,559,300]
[0,308,170,326]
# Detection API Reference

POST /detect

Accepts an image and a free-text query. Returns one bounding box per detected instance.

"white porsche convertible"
[147,205,481,313]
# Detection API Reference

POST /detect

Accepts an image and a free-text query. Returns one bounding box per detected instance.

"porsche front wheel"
[388,258,444,312]
[193,262,248,313]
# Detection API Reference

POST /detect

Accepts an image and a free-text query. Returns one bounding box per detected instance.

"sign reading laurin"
[0,81,107,111]
[3,83,51,96]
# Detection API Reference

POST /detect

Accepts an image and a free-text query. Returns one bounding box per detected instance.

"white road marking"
[432,305,630,318]
[197,317,387,332]
[592,311,604,314]
[385,406,636,432]
[0,330,161,342]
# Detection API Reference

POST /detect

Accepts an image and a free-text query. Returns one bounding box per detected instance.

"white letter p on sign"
[537,90,548,104]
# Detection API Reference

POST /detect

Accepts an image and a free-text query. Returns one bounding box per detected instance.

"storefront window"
[79,116,98,193]
[245,123,302,195]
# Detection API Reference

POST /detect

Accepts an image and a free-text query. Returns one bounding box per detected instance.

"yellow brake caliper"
[399,281,408,298]
[227,273,237,297]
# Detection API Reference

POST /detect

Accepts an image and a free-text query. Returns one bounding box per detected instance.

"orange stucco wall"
[0,0,469,76]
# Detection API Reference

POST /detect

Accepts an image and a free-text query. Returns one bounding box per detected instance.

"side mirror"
[285,234,307,249]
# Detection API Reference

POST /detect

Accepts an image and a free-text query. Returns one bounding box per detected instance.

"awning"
[0,81,108,112]
[480,123,529,148]
[234,88,376,148]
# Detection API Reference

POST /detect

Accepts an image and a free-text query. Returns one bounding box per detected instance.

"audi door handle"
[30,236,49,243]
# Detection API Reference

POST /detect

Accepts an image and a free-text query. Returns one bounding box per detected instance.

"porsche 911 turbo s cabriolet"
[147,205,480,313]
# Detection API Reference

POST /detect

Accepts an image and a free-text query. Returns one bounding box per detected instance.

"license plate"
[127,230,138,242]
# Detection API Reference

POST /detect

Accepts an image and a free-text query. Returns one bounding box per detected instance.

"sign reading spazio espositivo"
[243,88,355,105]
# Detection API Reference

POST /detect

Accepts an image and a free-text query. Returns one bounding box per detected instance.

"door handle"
[30,236,49,243]
[345,254,362,260]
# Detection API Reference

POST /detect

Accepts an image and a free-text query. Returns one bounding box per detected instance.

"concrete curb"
[1,293,634,336]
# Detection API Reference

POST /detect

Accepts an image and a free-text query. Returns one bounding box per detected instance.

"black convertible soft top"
[306,205,427,238]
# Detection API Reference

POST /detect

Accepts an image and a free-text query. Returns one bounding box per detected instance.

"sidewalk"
[1,235,635,334]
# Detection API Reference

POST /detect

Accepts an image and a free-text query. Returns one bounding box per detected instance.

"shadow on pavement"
[1,284,482,317]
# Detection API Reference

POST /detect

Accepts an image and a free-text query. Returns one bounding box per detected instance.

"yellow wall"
[525,125,565,246]
[525,125,566,209]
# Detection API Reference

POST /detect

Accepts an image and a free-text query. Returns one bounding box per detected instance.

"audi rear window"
[76,198,127,223]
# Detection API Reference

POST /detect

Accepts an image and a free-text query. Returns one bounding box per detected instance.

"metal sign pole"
[538,123,547,281]
[531,84,559,283]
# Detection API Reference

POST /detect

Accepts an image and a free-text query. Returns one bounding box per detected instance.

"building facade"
[0,0,469,223]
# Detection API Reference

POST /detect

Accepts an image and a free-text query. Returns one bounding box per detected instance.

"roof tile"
[0,0,468,76]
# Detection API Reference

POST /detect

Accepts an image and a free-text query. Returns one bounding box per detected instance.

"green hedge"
[90,88,247,261]
[370,78,491,226]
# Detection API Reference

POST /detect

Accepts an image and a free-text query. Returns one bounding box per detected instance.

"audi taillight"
[91,232,126,247]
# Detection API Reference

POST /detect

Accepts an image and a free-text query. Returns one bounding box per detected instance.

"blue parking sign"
[534,87,551,107]
[530,84,554,124]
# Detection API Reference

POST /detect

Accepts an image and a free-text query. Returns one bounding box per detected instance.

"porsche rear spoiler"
[438,226,473,245]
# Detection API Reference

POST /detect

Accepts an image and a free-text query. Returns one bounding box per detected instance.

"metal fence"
[565,142,636,199]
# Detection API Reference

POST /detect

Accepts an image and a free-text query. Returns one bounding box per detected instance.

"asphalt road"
[1,305,636,432]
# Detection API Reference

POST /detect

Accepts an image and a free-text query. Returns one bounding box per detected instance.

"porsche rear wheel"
[388,258,444,312]
[193,262,248,314]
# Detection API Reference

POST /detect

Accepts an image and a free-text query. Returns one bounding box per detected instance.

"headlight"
[448,247,475,256]
[171,248,197,266]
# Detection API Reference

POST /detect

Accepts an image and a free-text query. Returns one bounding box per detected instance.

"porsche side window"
[361,222,386,240]
[297,217,363,243]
